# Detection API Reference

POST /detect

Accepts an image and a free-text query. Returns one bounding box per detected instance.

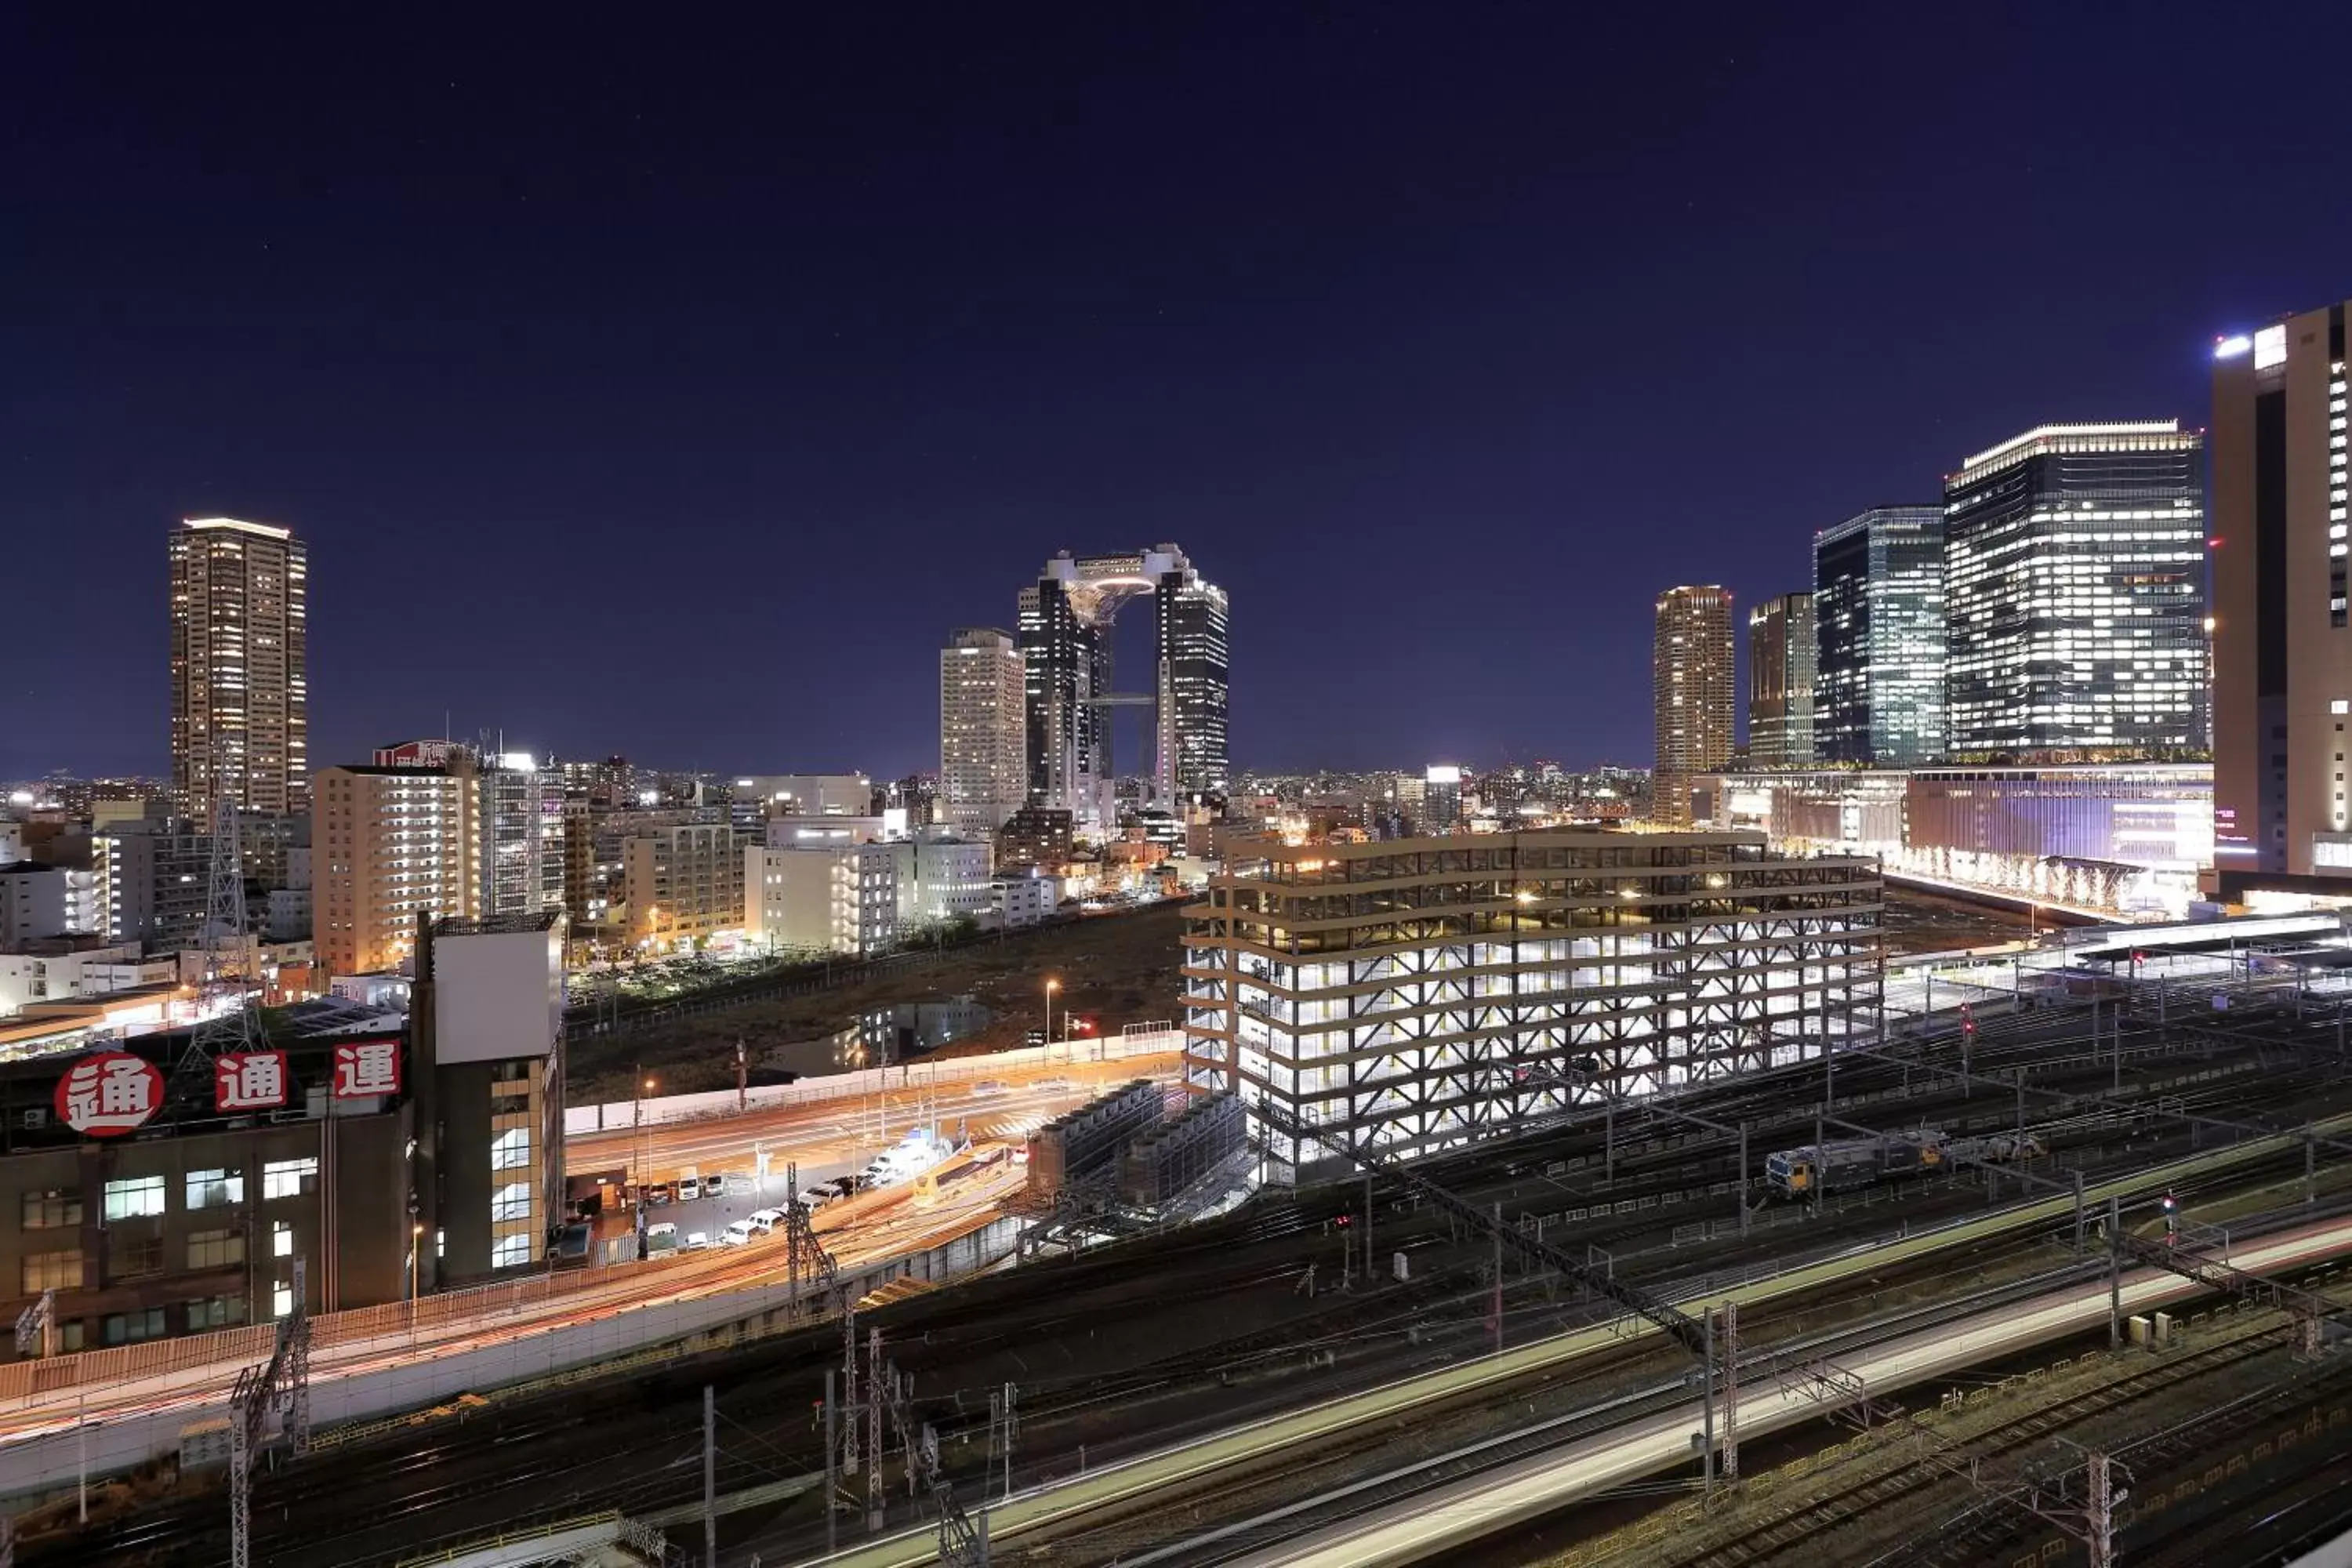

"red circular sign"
[55,1051,165,1138]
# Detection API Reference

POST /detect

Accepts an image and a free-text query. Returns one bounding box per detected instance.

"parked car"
[722,1219,758,1247]
[644,1221,679,1254]
[826,1176,860,1198]
[677,1174,702,1202]
[746,1208,785,1234]
[647,1182,674,1207]
[705,1172,729,1199]
[683,1231,711,1251]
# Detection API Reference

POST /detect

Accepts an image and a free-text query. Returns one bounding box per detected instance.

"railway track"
[31,999,2351,1565]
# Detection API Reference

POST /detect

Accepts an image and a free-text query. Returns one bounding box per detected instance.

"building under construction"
[1117,1091,1244,1205]
[1025,1080,1163,1200]
[1181,828,1882,1180]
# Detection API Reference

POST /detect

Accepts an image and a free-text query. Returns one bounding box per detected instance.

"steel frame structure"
[1182,829,1882,1176]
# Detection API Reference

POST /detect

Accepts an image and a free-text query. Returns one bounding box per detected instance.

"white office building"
[942,627,1028,837]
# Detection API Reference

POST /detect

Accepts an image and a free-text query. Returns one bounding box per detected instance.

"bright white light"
[5,790,30,808]
[2213,334,2253,360]
[499,751,536,771]
[637,789,659,805]
[1425,764,1462,785]
[2256,325,2288,370]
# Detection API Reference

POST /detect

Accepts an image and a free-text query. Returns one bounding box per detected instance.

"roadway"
[572,1051,1179,1196]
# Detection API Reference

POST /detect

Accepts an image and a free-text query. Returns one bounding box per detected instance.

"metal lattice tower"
[1718,1301,1739,1482]
[184,798,264,1079]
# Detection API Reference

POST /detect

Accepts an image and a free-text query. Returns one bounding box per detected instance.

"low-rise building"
[623,822,745,949]
[913,834,993,924]
[991,873,1056,927]
[0,863,72,949]
[0,941,180,1018]
[996,807,1074,873]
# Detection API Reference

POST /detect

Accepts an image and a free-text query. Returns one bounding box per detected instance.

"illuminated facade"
[1181,830,1882,1178]
[2211,304,2352,886]
[940,627,1029,837]
[1813,506,1945,765]
[1943,423,2208,759]
[313,763,478,978]
[1695,763,2212,919]
[1020,545,1229,830]
[1420,765,1464,834]
[623,822,745,948]
[169,517,309,822]
[1747,592,1816,768]
[1653,586,1736,824]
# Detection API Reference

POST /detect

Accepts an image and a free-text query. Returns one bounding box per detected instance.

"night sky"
[8,6,2349,782]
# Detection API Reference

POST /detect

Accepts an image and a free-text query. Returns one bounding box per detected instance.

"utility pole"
[2107,1196,2123,1350]
[703,1385,717,1568]
[1700,1305,1716,1494]
[1719,1301,1739,1482]
[824,1370,840,1556]
[866,1328,886,1532]
[1490,1201,1504,1356]
[1364,1172,1374,1280]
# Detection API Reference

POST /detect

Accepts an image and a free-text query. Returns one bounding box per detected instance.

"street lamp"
[1044,978,1059,1051]
[408,1221,424,1303]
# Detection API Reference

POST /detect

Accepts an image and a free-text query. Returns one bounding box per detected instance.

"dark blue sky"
[6,5,2347,782]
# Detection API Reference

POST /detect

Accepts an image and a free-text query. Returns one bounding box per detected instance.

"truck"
[1765,1131,1946,1198]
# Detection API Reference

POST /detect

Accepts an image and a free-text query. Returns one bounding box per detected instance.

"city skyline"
[10,11,2350,782]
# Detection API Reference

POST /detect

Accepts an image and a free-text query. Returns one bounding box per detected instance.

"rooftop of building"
[431,909,564,938]
[179,515,294,540]
[0,860,60,875]
[1950,420,2199,485]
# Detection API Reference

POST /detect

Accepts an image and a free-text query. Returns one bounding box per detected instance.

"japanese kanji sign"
[214,1051,290,1112]
[330,1039,402,1099]
[56,1051,164,1137]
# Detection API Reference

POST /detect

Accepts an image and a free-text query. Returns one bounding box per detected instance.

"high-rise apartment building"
[1653,586,1736,824]
[1813,506,1946,766]
[1944,423,2207,760]
[2212,306,2352,883]
[170,517,309,822]
[940,628,1029,837]
[475,753,557,920]
[313,761,478,978]
[1747,592,1816,768]
[1020,545,1228,830]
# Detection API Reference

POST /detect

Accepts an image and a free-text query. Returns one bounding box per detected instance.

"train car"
[1765,1131,1946,1198]
[913,1143,1007,1206]
[1944,1131,2045,1165]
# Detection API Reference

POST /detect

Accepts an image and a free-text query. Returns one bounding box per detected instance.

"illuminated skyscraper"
[2212,307,2349,882]
[170,517,308,822]
[1653,586,1735,824]
[1943,423,2206,759]
[1813,506,1946,765]
[1019,545,1228,830]
[1747,592,1815,768]
[940,627,1029,836]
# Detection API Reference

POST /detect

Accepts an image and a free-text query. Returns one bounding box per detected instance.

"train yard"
[26,984,2352,1566]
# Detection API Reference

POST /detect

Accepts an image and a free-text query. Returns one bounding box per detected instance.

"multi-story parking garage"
[1181,829,1883,1178]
